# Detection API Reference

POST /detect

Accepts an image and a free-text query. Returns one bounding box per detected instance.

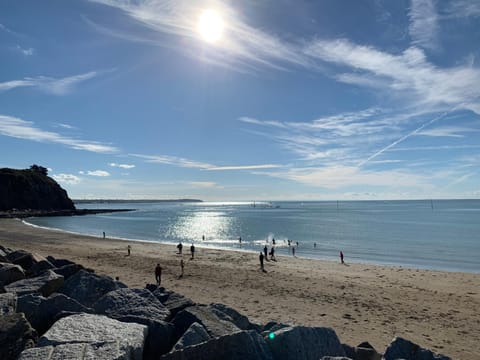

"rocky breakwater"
[0,244,453,360]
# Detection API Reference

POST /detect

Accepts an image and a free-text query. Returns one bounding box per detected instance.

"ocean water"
[26,200,480,273]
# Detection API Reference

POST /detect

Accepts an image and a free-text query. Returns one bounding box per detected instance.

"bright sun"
[197,9,224,43]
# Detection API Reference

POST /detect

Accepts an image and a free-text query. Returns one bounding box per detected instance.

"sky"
[1,0,480,201]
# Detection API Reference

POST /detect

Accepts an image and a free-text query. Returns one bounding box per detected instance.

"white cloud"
[0,71,99,95]
[443,1,480,18]
[409,0,439,50]
[187,181,217,188]
[206,164,281,171]
[87,0,311,70]
[0,115,118,153]
[417,126,478,138]
[109,162,136,169]
[16,45,34,56]
[85,170,111,177]
[52,173,81,185]
[304,39,480,115]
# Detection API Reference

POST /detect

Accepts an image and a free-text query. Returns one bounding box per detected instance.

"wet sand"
[1,218,478,358]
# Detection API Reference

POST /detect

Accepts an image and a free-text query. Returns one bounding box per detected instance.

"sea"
[25,199,480,273]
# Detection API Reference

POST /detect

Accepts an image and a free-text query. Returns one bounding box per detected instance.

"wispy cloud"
[304,39,480,114]
[130,153,282,171]
[87,0,312,70]
[79,170,111,177]
[187,181,217,188]
[15,45,34,56]
[0,115,118,153]
[0,71,100,95]
[109,162,136,169]
[443,1,480,18]
[417,126,478,138]
[408,0,439,50]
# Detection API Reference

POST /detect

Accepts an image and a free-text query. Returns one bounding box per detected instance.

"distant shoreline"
[73,199,203,204]
[0,208,134,219]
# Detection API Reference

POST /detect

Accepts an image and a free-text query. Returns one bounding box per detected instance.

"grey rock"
[262,321,290,335]
[46,255,75,268]
[172,321,211,351]
[383,337,451,360]
[0,312,38,360]
[17,293,93,335]
[58,269,126,307]
[52,263,84,279]
[18,342,131,359]
[17,346,53,360]
[0,262,25,286]
[209,303,259,331]
[37,313,147,360]
[94,287,170,322]
[171,304,241,341]
[0,292,16,315]
[265,326,346,360]
[152,287,173,303]
[343,342,381,360]
[6,250,47,275]
[30,259,55,276]
[145,283,158,292]
[161,330,273,360]
[163,291,195,318]
[4,270,63,297]
[0,248,10,262]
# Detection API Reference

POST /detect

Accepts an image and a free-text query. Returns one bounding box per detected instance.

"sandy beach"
[1,218,478,358]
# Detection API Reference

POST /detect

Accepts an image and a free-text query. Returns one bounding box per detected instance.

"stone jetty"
[0,244,452,360]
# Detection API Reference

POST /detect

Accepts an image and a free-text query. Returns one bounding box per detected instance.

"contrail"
[358,105,462,167]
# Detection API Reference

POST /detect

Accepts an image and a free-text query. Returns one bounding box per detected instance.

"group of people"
[176,242,195,260]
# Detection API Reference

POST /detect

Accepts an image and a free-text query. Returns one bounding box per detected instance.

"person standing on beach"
[292,246,296,257]
[202,234,205,241]
[263,245,269,261]
[259,251,264,271]
[103,231,105,239]
[340,251,344,264]
[180,259,184,278]
[127,245,131,256]
[190,244,195,260]
[155,263,162,285]
[269,246,276,261]
[177,242,183,254]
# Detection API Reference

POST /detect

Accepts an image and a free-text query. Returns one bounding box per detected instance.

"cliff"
[0,167,75,212]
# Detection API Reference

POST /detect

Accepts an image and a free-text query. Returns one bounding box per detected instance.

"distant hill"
[0,166,75,211]
[73,199,203,204]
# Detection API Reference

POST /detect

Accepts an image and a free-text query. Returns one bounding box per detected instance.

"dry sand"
[1,218,478,358]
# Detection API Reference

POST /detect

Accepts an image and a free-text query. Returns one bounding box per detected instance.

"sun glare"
[197,9,224,43]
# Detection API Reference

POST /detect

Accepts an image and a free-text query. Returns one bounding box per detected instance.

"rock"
[17,346,53,359]
[52,263,84,279]
[4,270,64,297]
[0,312,38,360]
[171,304,241,341]
[0,262,25,286]
[58,269,126,307]
[29,259,55,276]
[321,357,353,360]
[152,287,173,303]
[94,287,170,322]
[162,291,195,318]
[0,248,9,262]
[37,313,147,360]
[261,321,290,336]
[145,283,158,292]
[172,321,211,351]
[383,337,452,360]
[116,315,174,359]
[46,255,75,268]
[162,330,273,360]
[17,293,93,335]
[209,303,259,331]
[265,326,346,360]
[0,292,16,315]
[342,342,381,360]
[6,250,48,275]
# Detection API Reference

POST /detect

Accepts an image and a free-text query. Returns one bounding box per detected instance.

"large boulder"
[171,304,241,341]
[209,303,260,331]
[383,337,451,360]
[162,291,195,318]
[0,312,37,360]
[53,263,84,280]
[17,293,93,335]
[29,259,55,277]
[265,326,346,360]
[0,292,16,315]
[4,270,63,297]
[0,262,25,286]
[58,269,126,307]
[94,287,171,321]
[172,321,211,351]
[342,341,381,360]
[36,313,147,360]
[161,330,273,360]
[6,250,48,275]
[46,255,75,268]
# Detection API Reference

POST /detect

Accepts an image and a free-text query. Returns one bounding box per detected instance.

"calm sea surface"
[26,200,480,273]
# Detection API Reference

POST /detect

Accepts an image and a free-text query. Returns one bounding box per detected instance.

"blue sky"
[1,0,479,201]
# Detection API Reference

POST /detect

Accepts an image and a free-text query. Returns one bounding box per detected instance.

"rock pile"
[0,244,452,360]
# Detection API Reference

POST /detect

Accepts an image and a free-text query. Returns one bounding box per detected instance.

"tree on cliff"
[29,164,49,176]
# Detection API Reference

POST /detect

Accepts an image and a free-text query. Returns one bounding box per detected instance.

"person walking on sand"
[190,244,195,260]
[127,245,131,256]
[340,251,344,264]
[263,245,269,261]
[259,251,264,271]
[269,246,276,261]
[177,242,183,254]
[155,263,163,285]
[180,259,184,278]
